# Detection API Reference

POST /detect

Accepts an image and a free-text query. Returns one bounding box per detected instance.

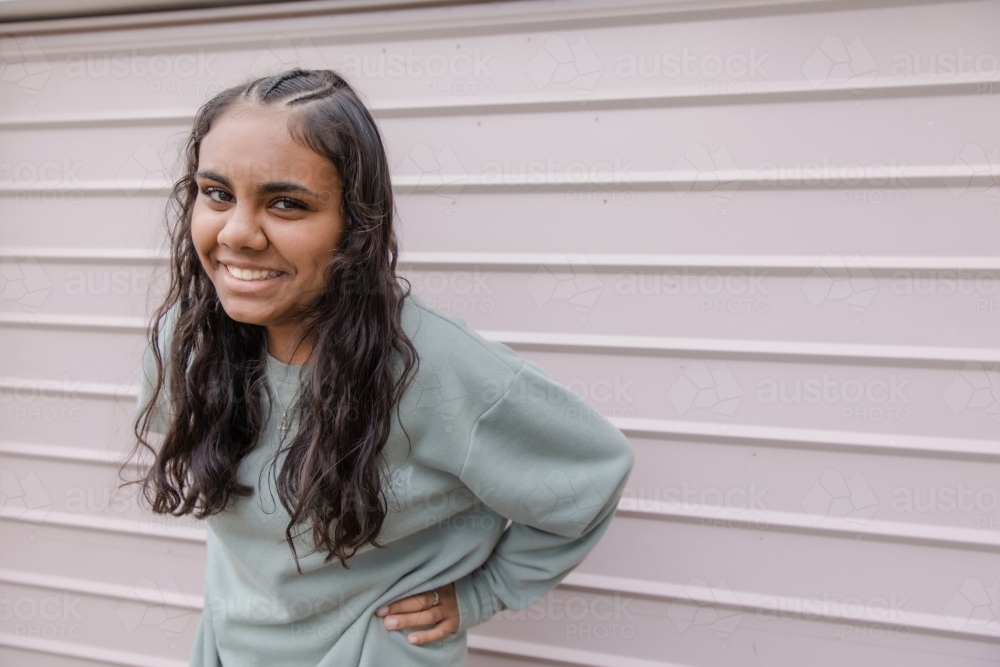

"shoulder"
[393,293,529,443]
[401,292,525,387]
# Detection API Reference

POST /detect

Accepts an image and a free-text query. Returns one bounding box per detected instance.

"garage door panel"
[0,194,172,248]
[512,349,996,442]
[623,436,1000,534]
[0,328,145,386]
[0,517,206,593]
[2,1,996,665]
[393,188,1000,256]
[581,516,998,630]
[398,266,998,348]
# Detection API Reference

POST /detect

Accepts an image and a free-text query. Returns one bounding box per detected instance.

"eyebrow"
[195,170,322,199]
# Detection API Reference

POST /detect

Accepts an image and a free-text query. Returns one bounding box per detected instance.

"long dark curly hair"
[128,68,419,569]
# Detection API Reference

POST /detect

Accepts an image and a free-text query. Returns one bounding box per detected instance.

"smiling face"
[191,103,345,353]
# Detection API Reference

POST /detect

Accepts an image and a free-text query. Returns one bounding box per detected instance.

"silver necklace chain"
[267,370,293,439]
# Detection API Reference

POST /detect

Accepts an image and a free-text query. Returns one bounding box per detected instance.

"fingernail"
[384,617,397,629]
[376,607,388,616]
[407,634,418,644]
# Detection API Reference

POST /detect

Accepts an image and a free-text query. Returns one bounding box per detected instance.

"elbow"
[611,429,635,484]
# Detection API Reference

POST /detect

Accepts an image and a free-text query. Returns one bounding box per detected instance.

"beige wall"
[1,0,999,665]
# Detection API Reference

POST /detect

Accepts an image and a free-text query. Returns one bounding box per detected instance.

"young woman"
[132,68,634,667]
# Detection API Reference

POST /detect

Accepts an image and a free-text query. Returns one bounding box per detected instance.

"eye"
[272,197,308,211]
[201,186,233,204]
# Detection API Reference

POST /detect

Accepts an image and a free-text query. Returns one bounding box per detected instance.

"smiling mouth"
[223,264,284,281]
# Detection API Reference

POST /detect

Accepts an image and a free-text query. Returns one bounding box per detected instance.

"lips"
[222,263,283,281]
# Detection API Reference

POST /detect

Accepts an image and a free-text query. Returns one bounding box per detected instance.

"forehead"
[198,102,337,187]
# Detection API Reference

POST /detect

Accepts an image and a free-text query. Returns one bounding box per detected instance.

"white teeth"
[225,264,281,281]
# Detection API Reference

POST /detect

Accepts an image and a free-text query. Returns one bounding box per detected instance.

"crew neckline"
[265,352,303,389]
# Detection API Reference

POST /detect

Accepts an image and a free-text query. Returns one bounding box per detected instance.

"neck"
[266,323,311,365]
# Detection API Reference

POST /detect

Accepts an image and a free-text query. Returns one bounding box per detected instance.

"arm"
[376,357,634,641]
[452,357,635,632]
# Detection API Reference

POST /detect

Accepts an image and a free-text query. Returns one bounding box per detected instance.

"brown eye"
[202,187,233,203]
[273,197,307,211]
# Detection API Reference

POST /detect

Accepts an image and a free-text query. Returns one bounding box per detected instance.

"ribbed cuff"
[453,566,504,633]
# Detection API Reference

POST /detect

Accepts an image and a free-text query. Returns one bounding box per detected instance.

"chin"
[215,298,273,326]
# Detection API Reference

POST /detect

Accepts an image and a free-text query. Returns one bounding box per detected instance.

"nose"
[216,201,268,252]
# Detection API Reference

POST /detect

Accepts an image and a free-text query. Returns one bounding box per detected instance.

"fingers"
[405,614,460,646]
[376,583,460,645]
[380,606,445,630]
[375,590,438,617]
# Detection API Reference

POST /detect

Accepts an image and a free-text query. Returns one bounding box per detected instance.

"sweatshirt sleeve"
[451,358,634,632]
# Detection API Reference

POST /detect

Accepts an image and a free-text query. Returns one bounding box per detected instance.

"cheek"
[190,207,221,261]
[283,230,340,279]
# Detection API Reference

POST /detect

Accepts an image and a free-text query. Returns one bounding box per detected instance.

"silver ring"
[431,588,440,607]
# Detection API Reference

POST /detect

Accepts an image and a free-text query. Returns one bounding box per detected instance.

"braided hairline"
[261,68,309,99]
[242,68,347,106]
[286,84,337,106]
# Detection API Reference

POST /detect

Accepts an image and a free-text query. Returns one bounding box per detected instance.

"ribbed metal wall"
[1,0,998,665]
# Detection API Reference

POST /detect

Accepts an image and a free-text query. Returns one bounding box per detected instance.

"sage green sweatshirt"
[137,293,634,667]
